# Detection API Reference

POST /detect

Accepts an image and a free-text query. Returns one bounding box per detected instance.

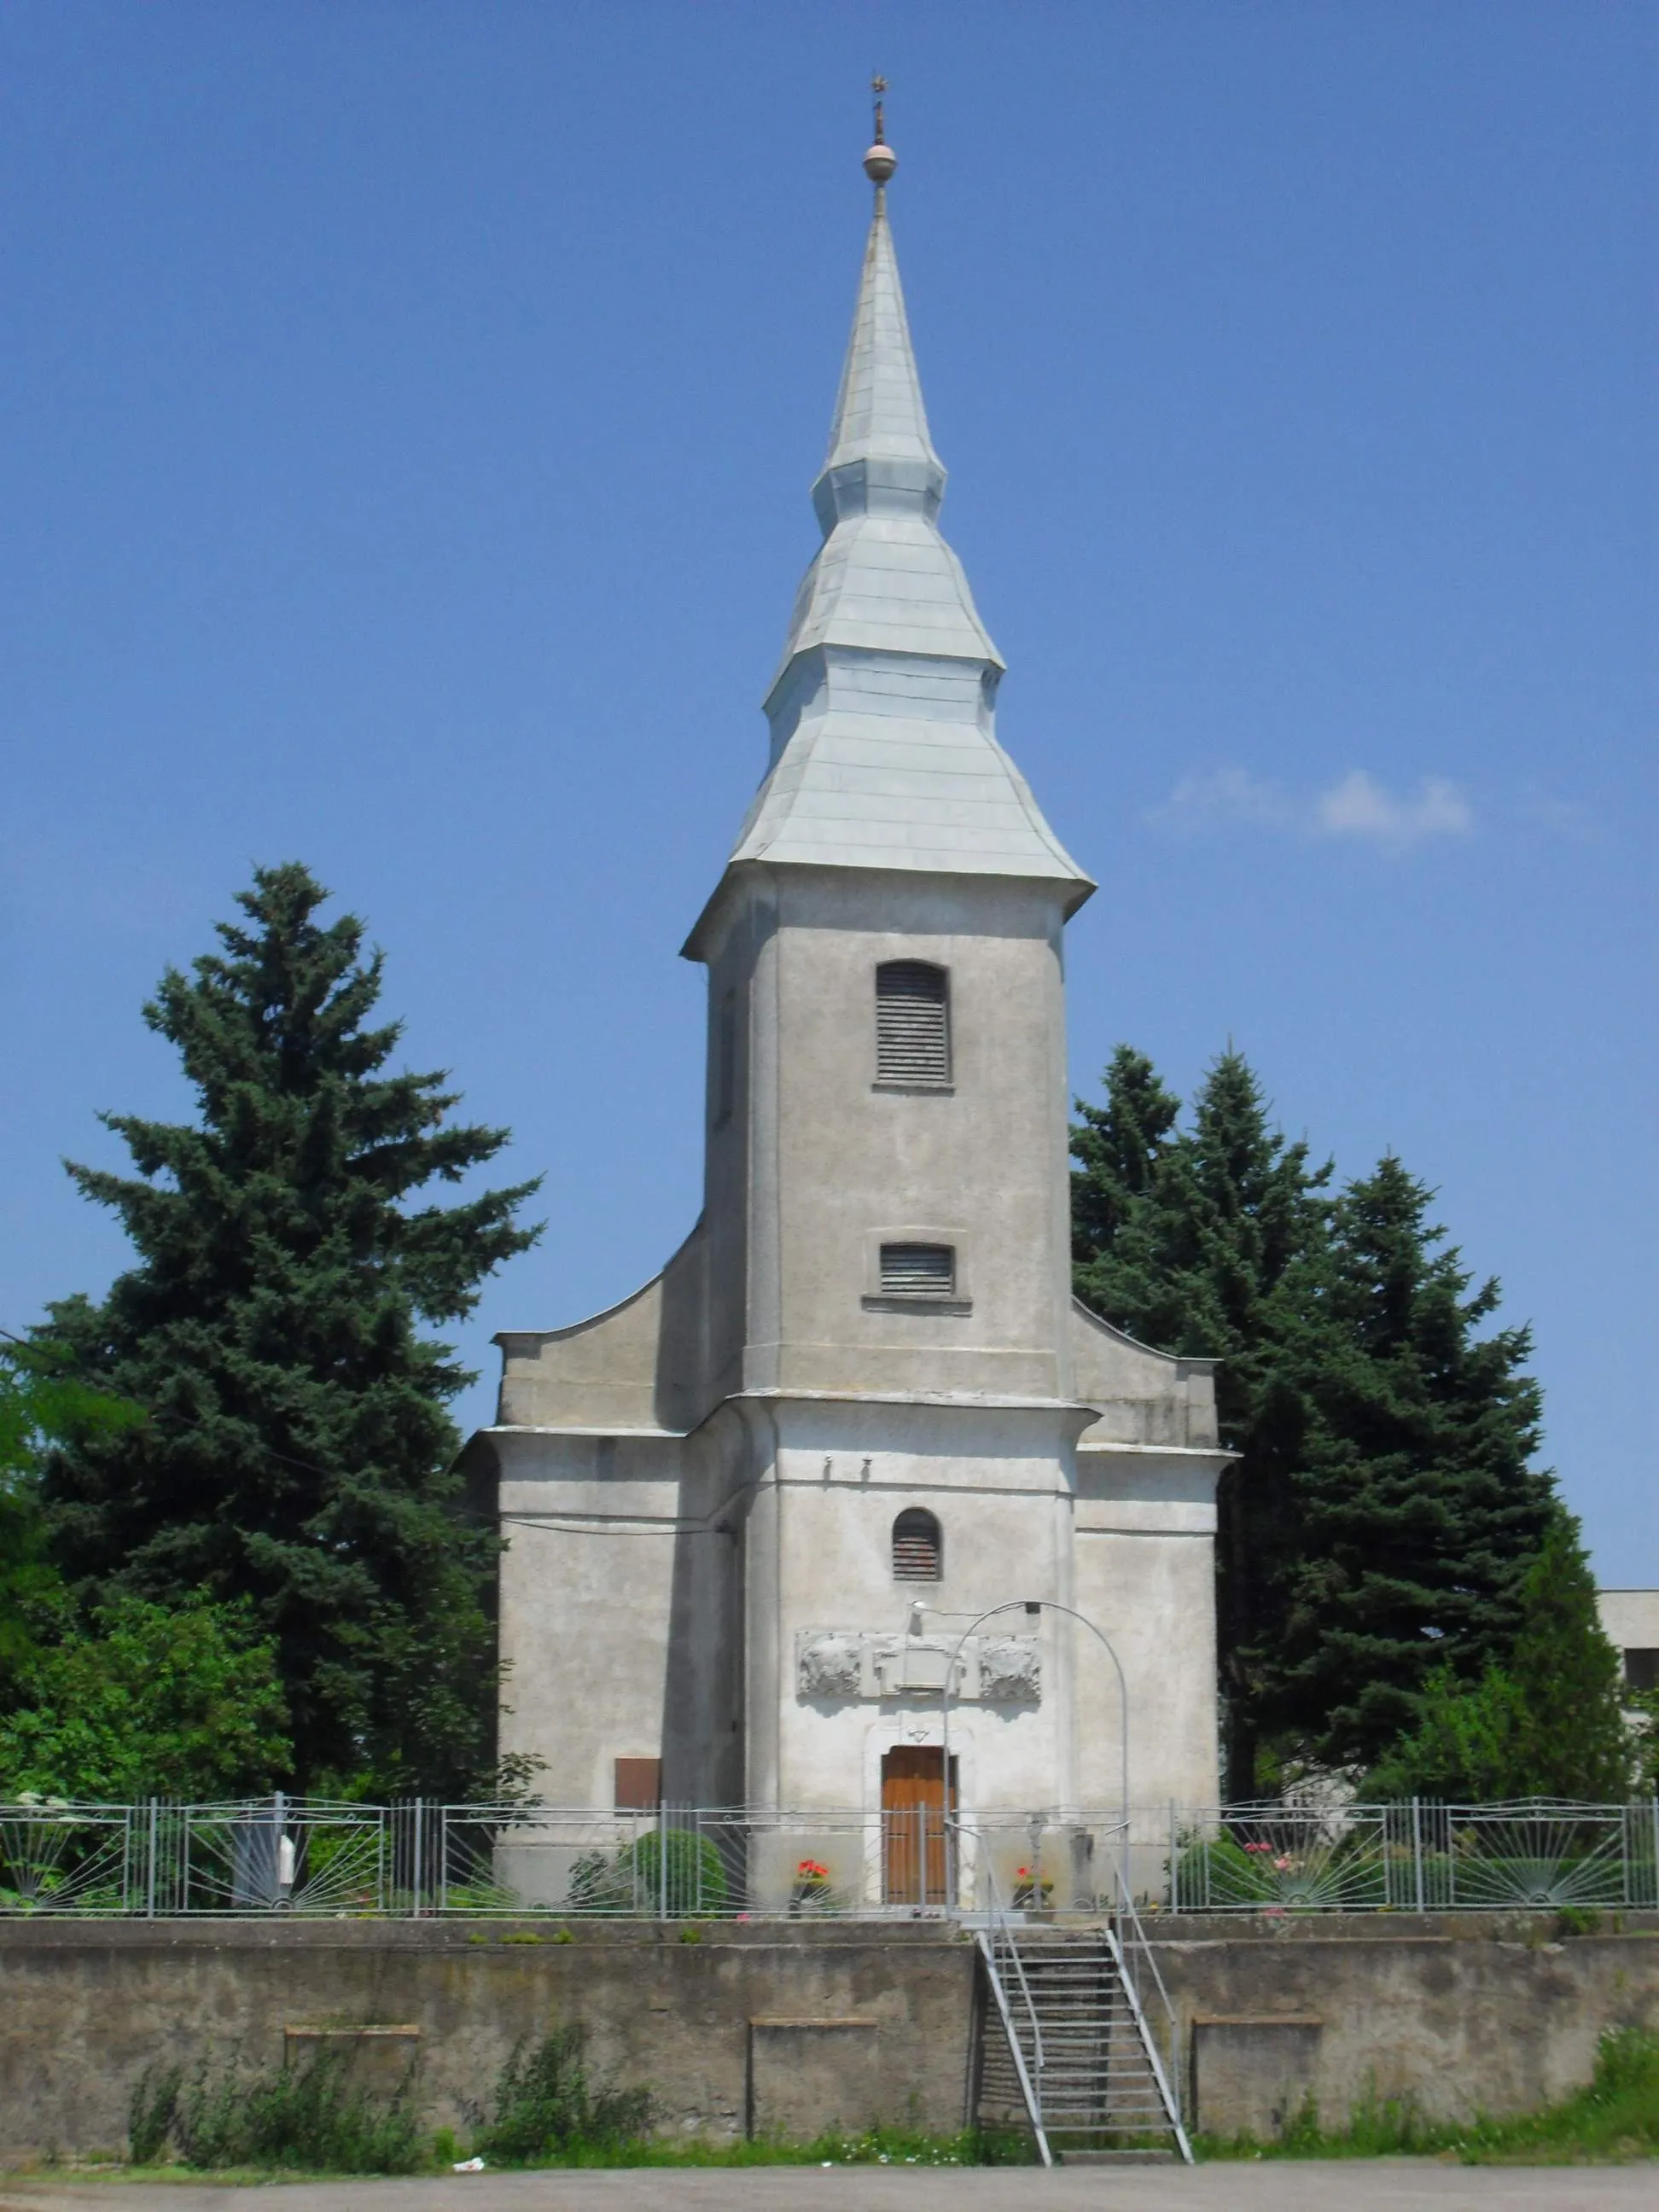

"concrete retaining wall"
[1,1913,1655,2158]
[1152,1914,1659,2139]
[0,1920,972,2158]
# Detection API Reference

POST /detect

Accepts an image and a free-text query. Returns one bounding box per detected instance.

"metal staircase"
[975,1923,1193,2165]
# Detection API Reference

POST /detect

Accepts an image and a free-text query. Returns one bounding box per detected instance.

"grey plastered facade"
[472,171,1227,1828]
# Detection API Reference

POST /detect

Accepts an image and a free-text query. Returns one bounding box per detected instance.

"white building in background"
[468,136,1227,1878]
[1598,1590,1659,1701]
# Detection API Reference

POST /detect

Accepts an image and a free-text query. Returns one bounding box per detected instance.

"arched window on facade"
[892,1507,943,1583]
[875,961,950,1086]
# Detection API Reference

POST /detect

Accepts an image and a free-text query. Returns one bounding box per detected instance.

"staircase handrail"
[950,1815,1052,2168]
[1100,1825,1179,2042]
[1102,1919,1194,2164]
[1106,1805,1194,2150]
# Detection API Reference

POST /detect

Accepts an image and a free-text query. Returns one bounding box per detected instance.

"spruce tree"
[1071,1045,1180,1291]
[38,864,541,1794]
[1071,1052,1563,1797]
[1072,1048,1332,1796]
[1364,1516,1633,1801]
[1267,1155,1556,1769]
[1501,1515,1633,1798]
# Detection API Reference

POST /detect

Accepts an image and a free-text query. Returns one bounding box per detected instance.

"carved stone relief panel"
[977,1637,1044,1703]
[795,1629,1041,1704]
[795,1632,864,1700]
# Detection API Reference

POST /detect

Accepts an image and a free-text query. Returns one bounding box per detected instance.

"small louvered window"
[893,1509,942,1582]
[879,1243,955,1299]
[876,962,950,1086]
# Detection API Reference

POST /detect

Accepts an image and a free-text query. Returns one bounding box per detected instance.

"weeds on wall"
[1199,2029,1659,2165]
[467,2025,1033,2169]
[121,2022,1013,2176]
[126,2047,424,2174]
[473,2023,654,2163]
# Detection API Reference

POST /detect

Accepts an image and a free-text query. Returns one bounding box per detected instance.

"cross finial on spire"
[864,74,897,185]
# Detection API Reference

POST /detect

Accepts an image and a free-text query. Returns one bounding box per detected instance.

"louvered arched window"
[892,1508,943,1583]
[875,962,950,1087]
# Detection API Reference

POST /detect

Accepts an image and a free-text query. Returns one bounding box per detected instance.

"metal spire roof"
[724,150,1092,905]
[812,186,950,536]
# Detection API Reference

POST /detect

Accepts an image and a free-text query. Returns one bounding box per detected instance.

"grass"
[101,2126,1026,2182]
[1198,2027,1659,2166]
[121,2023,1031,2178]
[106,2023,1659,2179]
[469,2023,1028,2168]
[468,2124,1031,2170]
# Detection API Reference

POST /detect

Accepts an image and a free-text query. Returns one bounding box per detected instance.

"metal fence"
[3,1795,1656,1918]
[1158,1799,1659,1914]
[0,1796,397,1916]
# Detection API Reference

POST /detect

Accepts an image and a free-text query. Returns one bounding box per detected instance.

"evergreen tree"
[1071,1050,1564,1797]
[1631,1692,1659,1794]
[1073,1048,1332,1796]
[1364,1516,1633,1801]
[1071,1045,1180,1287]
[38,864,540,1794]
[1267,1155,1556,1769]
[1501,1515,1633,1798]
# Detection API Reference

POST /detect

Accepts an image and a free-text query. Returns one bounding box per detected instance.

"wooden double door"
[881,1747,958,1906]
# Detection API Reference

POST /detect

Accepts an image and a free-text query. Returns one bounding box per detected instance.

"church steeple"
[486,99,1225,1836]
[811,182,947,533]
[764,131,1000,689]
[707,122,1091,911]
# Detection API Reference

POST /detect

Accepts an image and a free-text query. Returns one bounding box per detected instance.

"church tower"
[480,128,1225,1860]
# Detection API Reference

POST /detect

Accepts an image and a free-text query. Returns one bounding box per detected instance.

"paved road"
[3,2165,1655,2212]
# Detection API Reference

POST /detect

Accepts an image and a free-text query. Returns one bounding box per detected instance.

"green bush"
[627,1828,726,1915]
[127,2048,423,2173]
[0,1593,290,1801]
[475,2024,653,2163]
[567,1828,727,1917]
[1174,1826,1382,1911]
[1175,1832,1270,1906]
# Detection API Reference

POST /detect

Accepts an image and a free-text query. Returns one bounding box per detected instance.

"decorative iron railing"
[2,1796,1655,1918]
[1159,1799,1659,1915]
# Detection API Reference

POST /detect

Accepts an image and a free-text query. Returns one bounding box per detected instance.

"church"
[471,129,1227,1878]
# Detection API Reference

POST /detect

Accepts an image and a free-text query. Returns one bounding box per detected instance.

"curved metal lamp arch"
[939,1599,1131,1843]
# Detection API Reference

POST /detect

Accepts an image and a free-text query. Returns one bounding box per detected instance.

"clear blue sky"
[3,4,1653,1579]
